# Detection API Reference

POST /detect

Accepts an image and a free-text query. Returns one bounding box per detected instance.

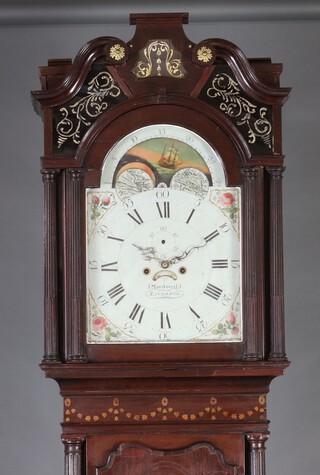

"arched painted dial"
[86,124,241,343]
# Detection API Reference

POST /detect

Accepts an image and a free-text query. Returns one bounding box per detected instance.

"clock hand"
[133,239,208,267]
[132,243,162,263]
[169,241,207,265]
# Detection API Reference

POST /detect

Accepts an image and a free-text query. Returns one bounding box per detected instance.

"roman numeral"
[127,209,143,225]
[107,283,126,305]
[204,283,223,300]
[107,236,124,243]
[156,201,170,218]
[189,306,201,319]
[160,312,171,329]
[211,259,228,268]
[101,262,118,272]
[186,208,195,224]
[204,230,219,243]
[129,303,145,323]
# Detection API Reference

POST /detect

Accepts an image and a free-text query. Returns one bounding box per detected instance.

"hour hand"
[132,243,161,262]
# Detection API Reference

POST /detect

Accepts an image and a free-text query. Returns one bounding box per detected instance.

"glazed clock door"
[86,124,242,345]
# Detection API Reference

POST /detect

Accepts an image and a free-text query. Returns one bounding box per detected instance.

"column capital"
[62,435,85,450]
[62,436,84,475]
[41,168,60,182]
[241,166,260,178]
[247,431,270,449]
[66,168,86,181]
[265,165,286,178]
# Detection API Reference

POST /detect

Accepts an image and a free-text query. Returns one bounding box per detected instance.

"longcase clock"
[32,13,290,475]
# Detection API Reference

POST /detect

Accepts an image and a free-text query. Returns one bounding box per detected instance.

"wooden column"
[41,169,60,363]
[241,167,263,360]
[246,432,269,475]
[62,436,84,475]
[65,169,87,362]
[266,166,287,361]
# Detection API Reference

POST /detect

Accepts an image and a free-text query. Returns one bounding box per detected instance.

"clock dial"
[86,125,242,343]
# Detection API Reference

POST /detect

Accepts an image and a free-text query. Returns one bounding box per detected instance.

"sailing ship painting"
[113,137,212,188]
[158,142,183,170]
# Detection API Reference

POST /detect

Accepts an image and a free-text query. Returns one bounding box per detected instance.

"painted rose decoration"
[90,193,113,220]
[210,190,239,225]
[212,311,240,338]
[91,314,121,342]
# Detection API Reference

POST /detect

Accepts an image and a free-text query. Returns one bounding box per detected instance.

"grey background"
[0,2,319,474]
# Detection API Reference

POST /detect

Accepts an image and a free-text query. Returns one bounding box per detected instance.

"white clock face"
[86,125,242,343]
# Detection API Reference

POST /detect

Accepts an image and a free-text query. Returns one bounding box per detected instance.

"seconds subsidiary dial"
[86,125,241,343]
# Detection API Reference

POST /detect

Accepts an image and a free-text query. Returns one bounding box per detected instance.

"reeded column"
[41,169,60,363]
[66,169,87,362]
[266,166,287,361]
[241,167,263,360]
[246,432,269,475]
[62,436,84,475]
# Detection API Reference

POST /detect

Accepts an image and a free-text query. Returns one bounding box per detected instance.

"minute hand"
[169,241,207,264]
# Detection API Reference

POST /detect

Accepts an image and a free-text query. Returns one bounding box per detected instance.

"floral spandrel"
[90,313,121,342]
[212,310,240,339]
[87,191,116,244]
[209,188,240,230]
[219,191,239,223]
[87,292,122,343]
[90,193,113,220]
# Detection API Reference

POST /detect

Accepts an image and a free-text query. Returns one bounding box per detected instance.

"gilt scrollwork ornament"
[133,40,186,79]
[207,73,273,149]
[56,71,121,148]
